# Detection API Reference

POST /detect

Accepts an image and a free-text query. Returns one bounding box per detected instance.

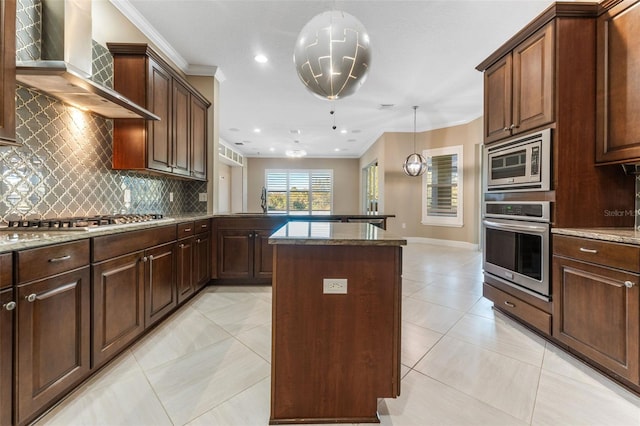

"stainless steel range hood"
[16,0,158,120]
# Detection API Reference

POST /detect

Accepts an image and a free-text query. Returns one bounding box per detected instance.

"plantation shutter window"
[422,146,463,227]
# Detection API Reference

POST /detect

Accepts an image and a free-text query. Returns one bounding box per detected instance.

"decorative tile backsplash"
[1,0,207,223]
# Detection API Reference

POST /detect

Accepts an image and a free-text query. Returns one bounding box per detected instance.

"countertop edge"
[552,227,640,245]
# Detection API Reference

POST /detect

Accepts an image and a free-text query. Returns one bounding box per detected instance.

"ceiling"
[114,0,567,159]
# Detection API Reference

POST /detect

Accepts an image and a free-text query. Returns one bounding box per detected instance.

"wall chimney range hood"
[16,0,159,120]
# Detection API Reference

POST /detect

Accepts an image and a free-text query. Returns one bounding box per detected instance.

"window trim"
[421,145,463,227]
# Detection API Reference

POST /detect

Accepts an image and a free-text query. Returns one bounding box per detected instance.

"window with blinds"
[422,146,463,227]
[265,169,333,215]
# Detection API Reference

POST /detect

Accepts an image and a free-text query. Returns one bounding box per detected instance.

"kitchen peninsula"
[268,222,406,424]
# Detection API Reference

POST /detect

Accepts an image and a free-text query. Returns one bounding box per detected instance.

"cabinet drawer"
[483,283,551,335]
[92,225,177,262]
[178,222,195,239]
[195,219,210,234]
[553,235,640,272]
[16,240,90,284]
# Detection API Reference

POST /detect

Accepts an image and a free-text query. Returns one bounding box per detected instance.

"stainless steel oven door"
[482,217,550,298]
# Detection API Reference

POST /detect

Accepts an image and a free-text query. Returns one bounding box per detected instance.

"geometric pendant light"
[403,106,427,177]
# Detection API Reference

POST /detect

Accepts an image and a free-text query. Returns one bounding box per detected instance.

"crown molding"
[109,0,189,71]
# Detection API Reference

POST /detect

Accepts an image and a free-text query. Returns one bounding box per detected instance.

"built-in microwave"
[484,128,551,192]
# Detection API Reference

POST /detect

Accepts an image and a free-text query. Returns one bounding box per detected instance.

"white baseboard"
[404,236,479,251]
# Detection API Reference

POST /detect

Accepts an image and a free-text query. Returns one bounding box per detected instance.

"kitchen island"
[268,221,406,424]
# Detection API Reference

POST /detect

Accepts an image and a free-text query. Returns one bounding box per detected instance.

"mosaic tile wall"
[1,0,207,223]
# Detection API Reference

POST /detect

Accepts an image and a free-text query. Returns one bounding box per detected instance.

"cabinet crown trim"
[476,2,598,71]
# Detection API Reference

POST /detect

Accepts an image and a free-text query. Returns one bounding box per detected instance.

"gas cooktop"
[0,214,174,232]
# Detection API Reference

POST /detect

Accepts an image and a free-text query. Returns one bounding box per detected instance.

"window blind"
[265,170,333,214]
[426,154,458,217]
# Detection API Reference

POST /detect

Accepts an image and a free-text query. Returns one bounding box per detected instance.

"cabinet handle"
[196,238,201,243]
[49,255,71,263]
[201,224,207,229]
[3,301,15,311]
[504,300,516,308]
[25,294,36,303]
[509,124,518,130]
[503,127,510,132]
[149,255,154,261]
[142,256,148,263]
[625,280,635,288]
[184,228,192,232]
[579,247,598,254]
[179,243,185,248]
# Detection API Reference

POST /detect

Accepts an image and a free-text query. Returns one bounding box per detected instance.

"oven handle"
[482,219,548,234]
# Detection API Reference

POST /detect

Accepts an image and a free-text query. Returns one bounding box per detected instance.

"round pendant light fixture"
[293,10,371,100]
[403,106,427,177]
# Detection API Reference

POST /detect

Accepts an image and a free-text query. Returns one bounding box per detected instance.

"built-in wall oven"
[482,201,550,300]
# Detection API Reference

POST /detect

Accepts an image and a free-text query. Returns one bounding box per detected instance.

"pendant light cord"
[413,105,418,152]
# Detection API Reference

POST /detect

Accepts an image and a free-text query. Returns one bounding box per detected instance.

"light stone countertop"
[269,221,407,246]
[551,227,640,245]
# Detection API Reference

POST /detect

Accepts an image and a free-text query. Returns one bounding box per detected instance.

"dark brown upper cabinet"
[0,0,16,145]
[596,0,640,164]
[108,43,210,180]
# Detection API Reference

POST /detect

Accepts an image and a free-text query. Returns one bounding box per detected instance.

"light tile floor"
[37,243,640,425]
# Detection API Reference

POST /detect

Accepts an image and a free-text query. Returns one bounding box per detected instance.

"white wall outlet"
[169,192,174,202]
[124,189,131,203]
[402,223,406,229]
[323,278,348,294]
[199,193,207,202]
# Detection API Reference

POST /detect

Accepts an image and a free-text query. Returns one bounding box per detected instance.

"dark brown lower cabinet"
[1,287,14,426]
[15,267,91,426]
[194,231,210,290]
[176,237,194,304]
[144,242,176,327]
[553,235,640,384]
[92,251,145,368]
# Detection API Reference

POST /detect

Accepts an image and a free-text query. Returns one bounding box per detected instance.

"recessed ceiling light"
[253,128,261,133]
[289,129,301,134]
[340,129,347,134]
[269,147,275,152]
[285,149,307,158]
[254,54,268,63]
[334,148,341,152]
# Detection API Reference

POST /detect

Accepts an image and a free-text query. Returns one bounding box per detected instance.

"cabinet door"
[217,229,253,279]
[145,242,176,327]
[0,288,14,426]
[484,54,512,143]
[191,95,208,180]
[0,0,16,144]
[194,232,211,290]
[176,237,194,304]
[553,256,639,382]
[92,252,145,368]
[172,79,191,177]
[596,0,640,164]
[16,267,91,425]
[147,59,172,173]
[254,229,275,279]
[512,22,554,136]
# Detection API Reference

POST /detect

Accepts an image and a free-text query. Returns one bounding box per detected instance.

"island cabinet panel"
[92,251,145,368]
[15,267,90,426]
[0,0,16,145]
[596,0,640,164]
[0,286,14,426]
[553,235,640,384]
[271,244,402,423]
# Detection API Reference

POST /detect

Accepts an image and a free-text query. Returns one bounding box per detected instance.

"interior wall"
[217,163,231,213]
[246,158,360,214]
[383,118,483,245]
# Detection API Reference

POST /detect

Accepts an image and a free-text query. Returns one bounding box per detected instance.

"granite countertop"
[0,213,398,253]
[552,227,640,245]
[269,221,407,246]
